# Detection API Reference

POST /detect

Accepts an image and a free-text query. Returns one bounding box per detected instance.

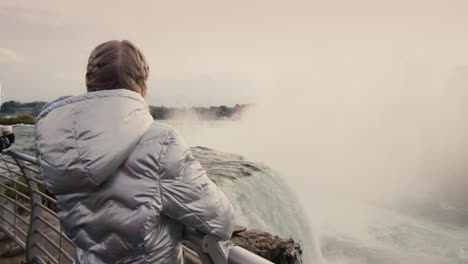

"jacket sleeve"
[159,128,234,240]
[0,135,11,151]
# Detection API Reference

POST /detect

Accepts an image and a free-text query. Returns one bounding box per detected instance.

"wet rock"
[231,229,303,264]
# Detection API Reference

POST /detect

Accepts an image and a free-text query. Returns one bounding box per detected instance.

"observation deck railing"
[0,150,272,264]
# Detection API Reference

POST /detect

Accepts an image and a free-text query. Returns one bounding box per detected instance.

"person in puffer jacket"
[35,40,234,264]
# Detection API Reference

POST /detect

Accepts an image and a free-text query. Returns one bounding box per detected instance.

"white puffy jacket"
[35,89,234,264]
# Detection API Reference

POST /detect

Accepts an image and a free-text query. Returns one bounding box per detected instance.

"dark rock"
[231,229,303,264]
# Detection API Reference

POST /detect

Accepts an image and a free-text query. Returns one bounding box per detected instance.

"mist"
[172,35,468,263]
[178,45,468,200]
[155,0,468,208]
[3,0,468,262]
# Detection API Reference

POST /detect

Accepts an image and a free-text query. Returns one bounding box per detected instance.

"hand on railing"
[182,226,274,264]
[0,133,15,151]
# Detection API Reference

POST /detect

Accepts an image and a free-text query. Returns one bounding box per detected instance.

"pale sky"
[1,0,468,106]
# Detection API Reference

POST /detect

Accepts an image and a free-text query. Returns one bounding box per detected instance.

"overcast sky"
[1,0,468,106]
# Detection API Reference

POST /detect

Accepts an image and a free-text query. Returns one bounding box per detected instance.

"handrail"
[0,150,273,264]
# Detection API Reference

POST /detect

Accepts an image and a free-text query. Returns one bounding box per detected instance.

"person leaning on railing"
[34,40,234,264]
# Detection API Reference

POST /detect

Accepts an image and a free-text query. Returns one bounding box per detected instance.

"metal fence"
[0,150,273,264]
[0,150,77,264]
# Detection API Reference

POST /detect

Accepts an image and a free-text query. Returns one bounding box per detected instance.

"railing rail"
[0,150,273,264]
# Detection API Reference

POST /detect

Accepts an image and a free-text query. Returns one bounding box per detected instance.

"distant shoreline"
[0,101,253,124]
[0,114,36,125]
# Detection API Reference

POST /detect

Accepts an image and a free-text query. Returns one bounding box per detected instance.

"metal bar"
[183,245,204,264]
[32,256,50,264]
[0,167,23,175]
[60,249,74,263]
[36,216,61,235]
[0,167,24,178]
[0,159,21,166]
[0,193,31,212]
[0,155,23,181]
[37,230,63,251]
[36,230,74,263]
[37,216,75,246]
[9,177,29,189]
[37,217,75,248]
[22,166,41,174]
[0,165,21,174]
[35,243,59,264]
[183,227,215,264]
[29,177,45,185]
[31,189,56,204]
[12,155,44,263]
[6,151,38,164]
[58,220,63,264]
[0,214,27,237]
[2,244,24,257]
[0,227,26,249]
[227,247,274,264]
[35,202,59,219]
[0,204,29,225]
[0,182,32,201]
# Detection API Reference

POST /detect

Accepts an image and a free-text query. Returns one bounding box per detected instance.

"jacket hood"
[35,89,154,195]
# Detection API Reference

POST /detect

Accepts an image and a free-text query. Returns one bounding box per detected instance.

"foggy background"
[2,1,468,261]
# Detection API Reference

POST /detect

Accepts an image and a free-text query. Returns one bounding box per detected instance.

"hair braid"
[85,40,149,96]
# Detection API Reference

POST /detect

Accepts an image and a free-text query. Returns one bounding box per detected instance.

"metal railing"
[0,150,76,264]
[0,150,273,264]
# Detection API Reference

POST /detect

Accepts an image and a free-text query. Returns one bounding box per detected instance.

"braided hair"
[86,40,149,96]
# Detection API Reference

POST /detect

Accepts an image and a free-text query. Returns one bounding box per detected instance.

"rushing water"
[8,124,468,264]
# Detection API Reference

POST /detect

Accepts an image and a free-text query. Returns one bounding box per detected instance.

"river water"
[8,123,468,264]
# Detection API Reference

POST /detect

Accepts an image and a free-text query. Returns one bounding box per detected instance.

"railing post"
[0,183,9,248]
[0,184,4,230]
[0,163,14,236]
[12,156,43,263]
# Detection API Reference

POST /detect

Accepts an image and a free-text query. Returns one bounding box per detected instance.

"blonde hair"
[86,40,149,96]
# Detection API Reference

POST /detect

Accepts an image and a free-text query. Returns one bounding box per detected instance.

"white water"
[167,119,468,264]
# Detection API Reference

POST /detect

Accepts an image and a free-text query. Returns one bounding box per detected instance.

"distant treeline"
[150,104,250,120]
[0,113,36,125]
[0,101,46,114]
[0,101,46,124]
[0,100,250,124]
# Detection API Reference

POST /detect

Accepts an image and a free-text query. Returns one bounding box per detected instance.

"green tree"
[1,101,21,113]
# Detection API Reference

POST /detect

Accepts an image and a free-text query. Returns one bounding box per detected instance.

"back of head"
[86,40,149,96]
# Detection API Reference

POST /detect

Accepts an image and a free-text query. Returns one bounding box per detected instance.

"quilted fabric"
[35,89,234,264]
